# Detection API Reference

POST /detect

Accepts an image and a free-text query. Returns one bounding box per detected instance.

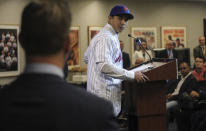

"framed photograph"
[161,26,186,48]
[66,26,80,69]
[0,25,20,77]
[131,27,157,64]
[88,26,103,45]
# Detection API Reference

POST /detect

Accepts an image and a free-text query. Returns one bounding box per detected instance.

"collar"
[105,23,118,36]
[181,72,191,79]
[200,45,205,48]
[24,63,64,78]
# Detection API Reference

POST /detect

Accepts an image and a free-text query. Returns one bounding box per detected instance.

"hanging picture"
[161,26,186,48]
[88,26,103,45]
[0,25,20,77]
[66,26,80,68]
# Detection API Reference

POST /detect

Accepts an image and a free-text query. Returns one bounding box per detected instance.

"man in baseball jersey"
[84,5,148,116]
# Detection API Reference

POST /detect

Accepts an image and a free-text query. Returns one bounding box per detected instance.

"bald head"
[166,40,173,50]
[199,36,205,46]
[180,62,190,77]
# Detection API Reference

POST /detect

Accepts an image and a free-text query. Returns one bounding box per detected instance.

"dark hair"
[20,0,71,56]
[180,62,189,67]
[176,38,180,41]
[140,38,147,44]
[137,38,147,51]
[195,56,205,63]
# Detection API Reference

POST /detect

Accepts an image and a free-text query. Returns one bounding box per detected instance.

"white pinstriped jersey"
[84,23,134,116]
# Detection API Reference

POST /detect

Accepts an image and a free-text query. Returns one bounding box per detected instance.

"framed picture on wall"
[131,27,157,64]
[161,26,186,48]
[88,26,103,45]
[66,26,80,69]
[0,25,20,77]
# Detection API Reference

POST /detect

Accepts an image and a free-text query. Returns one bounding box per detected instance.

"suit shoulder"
[193,46,200,51]
[64,83,113,107]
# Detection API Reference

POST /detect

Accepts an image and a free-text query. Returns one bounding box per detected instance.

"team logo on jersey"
[115,53,122,63]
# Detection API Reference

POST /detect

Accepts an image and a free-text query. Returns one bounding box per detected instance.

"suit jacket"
[167,73,197,100]
[193,45,206,61]
[122,52,130,69]
[0,73,119,131]
[159,49,177,59]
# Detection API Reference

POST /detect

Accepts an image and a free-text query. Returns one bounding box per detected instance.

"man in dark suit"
[159,40,177,59]
[167,62,197,104]
[166,62,197,131]
[0,0,119,131]
[120,40,131,69]
[193,36,206,62]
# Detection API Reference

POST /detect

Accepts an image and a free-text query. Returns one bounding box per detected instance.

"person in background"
[159,40,177,59]
[120,40,130,69]
[192,56,206,81]
[166,62,197,131]
[0,0,119,130]
[193,36,206,62]
[84,5,148,116]
[133,39,153,65]
[176,38,184,48]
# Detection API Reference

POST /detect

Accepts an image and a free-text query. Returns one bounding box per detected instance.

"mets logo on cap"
[123,7,128,12]
[109,5,134,20]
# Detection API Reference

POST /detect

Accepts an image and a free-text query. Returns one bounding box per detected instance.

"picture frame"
[66,26,80,69]
[161,26,186,48]
[88,26,103,45]
[131,27,157,64]
[0,25,20,77]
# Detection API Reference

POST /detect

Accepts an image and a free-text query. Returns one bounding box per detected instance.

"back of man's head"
[20,0,71,56]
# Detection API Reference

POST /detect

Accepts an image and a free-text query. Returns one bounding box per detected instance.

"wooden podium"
[123,58,177,131]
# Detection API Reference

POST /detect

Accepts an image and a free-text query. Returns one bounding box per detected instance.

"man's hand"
[190,91,200,98]
[134,71,149,82]
[167,93,173,99]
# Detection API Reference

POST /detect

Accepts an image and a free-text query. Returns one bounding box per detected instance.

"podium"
[123,58,177,131]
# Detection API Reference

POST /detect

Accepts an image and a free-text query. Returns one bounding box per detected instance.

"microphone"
[128,34,142,44]
[128,34,153,64]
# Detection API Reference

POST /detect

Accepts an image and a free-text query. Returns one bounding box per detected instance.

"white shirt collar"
[105,23,118,36]
[181,72,191,80]
[24,63,64,78]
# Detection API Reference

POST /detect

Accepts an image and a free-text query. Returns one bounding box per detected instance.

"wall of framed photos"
[0,0,206,84]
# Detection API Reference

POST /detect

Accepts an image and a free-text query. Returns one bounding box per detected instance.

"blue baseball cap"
[109,5,134,20]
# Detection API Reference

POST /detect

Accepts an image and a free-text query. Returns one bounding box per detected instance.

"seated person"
[133,39,153,65]
[190,80,206,131]
[192,56,206,81]
[166,62,197,130]
[159,40,177,59]
[176,38,184,48]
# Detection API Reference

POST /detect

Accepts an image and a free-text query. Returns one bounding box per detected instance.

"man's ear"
[108,16,112,20]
